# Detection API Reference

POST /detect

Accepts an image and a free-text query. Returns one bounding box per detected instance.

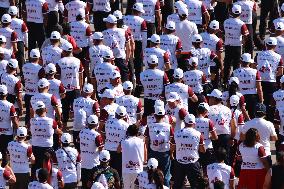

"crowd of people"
[0,0,284,188]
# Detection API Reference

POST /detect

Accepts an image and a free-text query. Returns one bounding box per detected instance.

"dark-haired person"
[55,133,81,189]
[137,158,159,188]
[238,128,270,189]
[147,169,169,189]
[30,101,62,178]
[207,148,235,189]
[196,102,218,170]
[8,127,35,189]
[240,103,278,166]
[233,53,263,119]
[263,151,284,189]
[0,85,18,167]
[173,114,205,189]
[28,168,52,189]
[120,124,146,189]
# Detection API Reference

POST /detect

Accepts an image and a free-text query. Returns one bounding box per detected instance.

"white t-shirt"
[28,181,53,189]
[224,17,248,46]
[241,118,277,155]
[174,127,204,164]
[175,19,198,52]
[105,118,129,151]
[239,142,266,169]
[121,136,144,174]
[8,141,32,173]
[209,104,232,135]
[41,45,62,66]
[207,162,234,189]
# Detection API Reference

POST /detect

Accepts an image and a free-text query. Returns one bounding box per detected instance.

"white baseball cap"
[198,102,210,111]
[91,182,105,189]
[147,158,158,169]
[192,34,203,43]
[0,85,8,95]
[0,47,4,54]
[173,68,183,79]
[275,22,284,31]
[111,70,121,79]
[230,95,240,106]
[34,101,46,110]
[61,133,72,144]
[45,63,57,74]
[101,89,115,99]
[174,1,185,8]
[241,53,253,63]
[281,75,284,83]
[232,4,242,14]
[154,105,165,115]
[208,89,222,99]
[30,49,40,58]
[177,4,188,16]
[166,92,180,102]
[184,113,196,124]
[103,49,114,59]
[83,83,94,93]
[8,6,18,15]
[209,20,219,30]
[155,99,164,107]
[92,32,103,40]
[62,42,73,51]
[17,127,28,137]
[103,14,117,24]
[133,3,145,13]
[166,21,175,30]
[147,54,158,65]
[149,34,160,43]
[50,31,61,40]
[1,14,11,23]
[187,57,199,66]
[113,10,123,20]
[265,37,277,46]
[87,115,99,125]
[122,81,133,90]
[38,78,50,88]
[0,35,6,43]
[116,106,127,116]
[229,77,239,85]
[99,150,110,162]
[7,59,18,69]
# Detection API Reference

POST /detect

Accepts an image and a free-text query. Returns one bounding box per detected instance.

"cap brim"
[166,98,177,102]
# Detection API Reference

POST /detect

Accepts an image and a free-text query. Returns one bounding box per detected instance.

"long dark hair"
[152,169,164,189]
[228,82,239,98]
[244,128,259,147]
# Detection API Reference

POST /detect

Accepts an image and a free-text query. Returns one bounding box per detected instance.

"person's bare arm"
[199,144,206,153]
[204,11,210,28]
[230,117,237,138]
[263,169,272,189]
[256,81,264,103]
[270,135,278,141]
[210,130,218,140]
[190,94,198,103]
[16,92,23,116]
[156,10,162,34]
[79,72,83,90]
[229,179,235,189]
[11,116,19,130]
[12,42,17,53]
[260,157,270,171]
[277,67,284,77]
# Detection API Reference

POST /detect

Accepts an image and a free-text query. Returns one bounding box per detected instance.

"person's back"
[241,117,276,156]
[176,19,198,51]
